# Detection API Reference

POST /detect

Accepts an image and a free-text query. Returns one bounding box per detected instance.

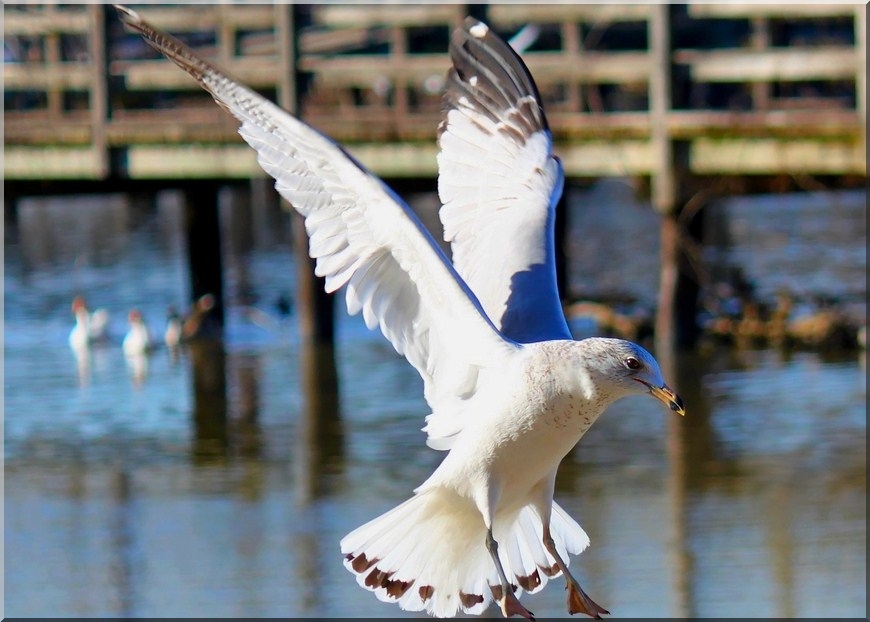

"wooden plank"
[675,47,858,82]
[117,56,283,90]
[687,4,856,19]
[666,110,862,138]
[119,5,276,32]
[312,5,460,28]
[298,54,449,87]
[690,138,866,174]
[300,51,651,89]
[298,109,439,141]
[3,115,92,144]
[105,114,240,145]
[550,111,652,139]
[3,9,90,36]
[126,145,259,178]
[557,140,655,176]
[4,146,103,179]
[489,4,654,25]
[525,51,652,84]
[3,63,92,90]
[343,143,439,177]
[299,27,392,55]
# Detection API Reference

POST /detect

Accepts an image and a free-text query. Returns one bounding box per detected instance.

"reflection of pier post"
[189,338,229,460]
[108,467,137,617]
[233,353,263,460]
[660,347,719,617]
[660,344,692,618]
[292,338,345,615]
[766,483,796,617]
[294,340,345,506]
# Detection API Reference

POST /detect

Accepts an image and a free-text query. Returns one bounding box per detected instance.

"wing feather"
[115,6,517,423]
[437,18,571,343]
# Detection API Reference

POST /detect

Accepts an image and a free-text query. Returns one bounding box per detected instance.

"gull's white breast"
[422,341,608,509]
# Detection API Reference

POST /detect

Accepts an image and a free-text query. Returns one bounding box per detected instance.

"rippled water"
[4,184,866,617]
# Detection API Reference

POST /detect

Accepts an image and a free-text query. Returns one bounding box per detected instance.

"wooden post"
[391,24,409,137]
[649,6,700,352]
[184,183,225,329]
[44,6,63,119]
[749,17,771,111]
[465,4,488,23]
[650,5,677,354]
[276,4,297,113]
[88,5,110,179]
[217,4,234,66]
[278,4,335,344]
[648,5,675,214]
[184,183,228,458]
[563,19,585,113]
[249,176,280,249]
[855,5,866,141]
[220,185,254,257]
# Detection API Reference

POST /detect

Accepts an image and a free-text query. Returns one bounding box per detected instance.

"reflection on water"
[4,184,866,617]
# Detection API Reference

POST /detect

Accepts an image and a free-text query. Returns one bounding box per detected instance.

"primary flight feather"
[116,7,685,619]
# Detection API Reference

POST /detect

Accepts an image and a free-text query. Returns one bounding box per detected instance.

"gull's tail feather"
[341,489,589,617]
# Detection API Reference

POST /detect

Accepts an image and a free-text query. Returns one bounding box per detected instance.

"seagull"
[116,7,685,620]
[69,295,110,350]
[122,308,153,356]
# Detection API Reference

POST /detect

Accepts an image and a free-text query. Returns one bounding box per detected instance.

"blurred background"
[4,3,866,618]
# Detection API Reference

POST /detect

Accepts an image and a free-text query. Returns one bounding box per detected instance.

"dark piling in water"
[183,184,225,330]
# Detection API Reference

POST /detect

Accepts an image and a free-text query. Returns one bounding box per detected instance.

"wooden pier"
[4,4,865,194]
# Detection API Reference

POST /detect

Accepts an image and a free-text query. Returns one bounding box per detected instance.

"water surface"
[4,184,865,617]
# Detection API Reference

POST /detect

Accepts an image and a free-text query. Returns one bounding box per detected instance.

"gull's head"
[581,337,685,416]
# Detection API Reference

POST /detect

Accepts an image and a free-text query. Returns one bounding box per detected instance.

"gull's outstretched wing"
[115,6,517,426]
[437,18,571,343]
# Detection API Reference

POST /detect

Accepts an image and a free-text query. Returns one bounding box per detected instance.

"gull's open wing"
[437,18,571,343]
[115,6,517,423]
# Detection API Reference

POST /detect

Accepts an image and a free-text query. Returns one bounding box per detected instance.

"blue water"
[4,185,866,617]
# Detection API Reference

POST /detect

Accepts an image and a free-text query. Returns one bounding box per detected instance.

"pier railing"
[5,4,866,205]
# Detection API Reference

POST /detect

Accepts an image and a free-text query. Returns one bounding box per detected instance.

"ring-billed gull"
[116,8,685,619]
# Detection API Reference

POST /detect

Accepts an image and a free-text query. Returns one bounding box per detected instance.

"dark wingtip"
[113,4,139,26]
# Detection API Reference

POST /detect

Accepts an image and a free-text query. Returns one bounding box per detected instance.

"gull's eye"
[624,357,642,371]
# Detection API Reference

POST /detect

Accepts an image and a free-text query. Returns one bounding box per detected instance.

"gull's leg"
[529,472,608,619]
[542,523,610,619]
[485,528,535,620]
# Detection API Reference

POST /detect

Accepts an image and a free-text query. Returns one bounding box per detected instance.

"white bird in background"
[122,308,154,387]
[164,305,183,349]
[122,308,152,357]
[117,7,685,620]
[69,294,111,350]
